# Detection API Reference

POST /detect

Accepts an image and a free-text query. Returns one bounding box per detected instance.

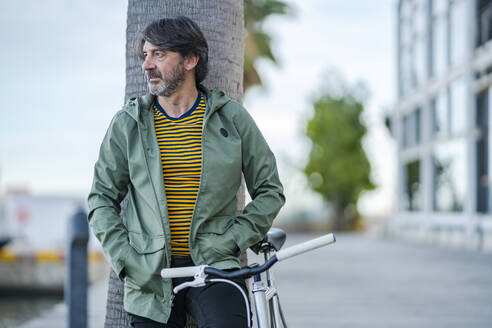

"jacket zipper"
[188,105,212,264]
[137,118,171,267]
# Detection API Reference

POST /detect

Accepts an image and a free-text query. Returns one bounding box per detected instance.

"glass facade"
[476,86,492,213]
[430,77,468,212]
[430,77,467,139]
[399,0,429,96]
[477,0,492,46]
[400,9,414,96]
[433,139,467,212]
[402,108,421,148]
[431,0,448,77]
[432,89,449,137]
[396,0,492,220]
[476,89,489,212]
[450,77,468,135]
[395,0,492,247]
[450,0,468,65]
[415,0,429,86]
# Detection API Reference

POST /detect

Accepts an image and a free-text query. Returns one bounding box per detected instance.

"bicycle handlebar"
[160,265,207,279]
[275,233,335,262]
[160,233,336,280]
[160,256,278,280]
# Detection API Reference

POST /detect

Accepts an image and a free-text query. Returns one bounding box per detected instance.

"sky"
[0,0,397,221]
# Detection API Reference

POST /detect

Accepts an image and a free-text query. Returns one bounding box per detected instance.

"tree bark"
[331,194,343,232]
[104,1,245,327]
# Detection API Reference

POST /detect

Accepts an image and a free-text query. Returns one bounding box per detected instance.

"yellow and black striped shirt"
[153,92,206,257]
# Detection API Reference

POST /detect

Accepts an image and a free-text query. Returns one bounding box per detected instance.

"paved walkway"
[266,233,492,328]
[20,233,492,327]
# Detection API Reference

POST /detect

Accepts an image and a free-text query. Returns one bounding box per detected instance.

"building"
[389,0,492,251]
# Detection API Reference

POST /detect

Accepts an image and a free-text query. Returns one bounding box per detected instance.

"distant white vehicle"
[2,192,86,250]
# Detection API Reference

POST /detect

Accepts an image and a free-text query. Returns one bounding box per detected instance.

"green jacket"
[87,87,285,323]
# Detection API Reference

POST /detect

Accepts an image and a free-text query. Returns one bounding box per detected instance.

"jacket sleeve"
[87,111,132,280]
[227,106,286,253]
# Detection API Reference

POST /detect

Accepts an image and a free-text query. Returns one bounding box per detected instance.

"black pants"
[129,257,249,328]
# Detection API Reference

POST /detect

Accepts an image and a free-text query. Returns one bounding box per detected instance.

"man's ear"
[184,53,199,71]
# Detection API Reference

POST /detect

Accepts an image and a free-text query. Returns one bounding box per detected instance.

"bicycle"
[160,228,336,328]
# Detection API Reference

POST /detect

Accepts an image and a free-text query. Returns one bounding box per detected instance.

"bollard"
[65,207,89,328]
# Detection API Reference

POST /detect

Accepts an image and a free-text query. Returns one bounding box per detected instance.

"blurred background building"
[389,0,492,250]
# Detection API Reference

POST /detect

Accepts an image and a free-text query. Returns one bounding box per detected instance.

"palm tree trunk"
[104,1,245,327]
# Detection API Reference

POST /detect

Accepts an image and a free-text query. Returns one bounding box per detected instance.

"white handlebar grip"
[275,233,336,262]
[160,265,204,279]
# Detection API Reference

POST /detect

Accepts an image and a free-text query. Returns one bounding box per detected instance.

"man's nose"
[142,56,155,70]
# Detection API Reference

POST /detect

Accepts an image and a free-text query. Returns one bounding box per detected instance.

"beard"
[145,58,185,97]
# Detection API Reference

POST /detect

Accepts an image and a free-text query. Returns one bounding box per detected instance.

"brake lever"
[172,266,207,294]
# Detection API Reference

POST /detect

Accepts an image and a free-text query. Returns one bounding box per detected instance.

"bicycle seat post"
[262,248,281,328]
[262,250,272,284]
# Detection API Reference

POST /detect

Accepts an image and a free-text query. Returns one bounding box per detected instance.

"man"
[88,16,285,328]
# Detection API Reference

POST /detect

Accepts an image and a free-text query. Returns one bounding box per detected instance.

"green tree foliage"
[244,0,292,92]
[304,78,375,231]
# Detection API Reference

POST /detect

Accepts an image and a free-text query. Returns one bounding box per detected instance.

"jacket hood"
[122,84,232,122]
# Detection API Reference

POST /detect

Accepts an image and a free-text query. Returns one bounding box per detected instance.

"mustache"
[145,70,162,81]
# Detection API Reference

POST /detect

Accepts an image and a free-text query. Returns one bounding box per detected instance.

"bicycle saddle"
[250,228,287,254]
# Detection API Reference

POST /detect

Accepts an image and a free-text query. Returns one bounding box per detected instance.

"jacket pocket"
[196,216,239,263]
[128,231,165,254]
[125,231,166,293]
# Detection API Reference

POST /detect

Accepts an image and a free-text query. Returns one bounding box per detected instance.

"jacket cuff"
[228,223,252,254]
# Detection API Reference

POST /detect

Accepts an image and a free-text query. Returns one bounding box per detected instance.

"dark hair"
[136,16,209,84]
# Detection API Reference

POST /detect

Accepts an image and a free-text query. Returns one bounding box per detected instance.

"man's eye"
[155,51,165,57]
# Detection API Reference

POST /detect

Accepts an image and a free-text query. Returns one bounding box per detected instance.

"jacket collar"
[198,84,232,118]
[123,84,231,122]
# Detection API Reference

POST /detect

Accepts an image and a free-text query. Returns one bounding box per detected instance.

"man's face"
[141,41,185,97]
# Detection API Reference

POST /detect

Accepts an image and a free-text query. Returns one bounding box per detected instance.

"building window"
[450,0,468,65]
[450,77,468,135]
[400,47,414,96]
[431,0,448,77]
[433,139,467,212]
[432,89,449,137]
[415,0,429,86]
[399,0,430,96]
[399,0,415,96]
[476,89,489,212]
[403,159,422,211]
[402,108,421,148]
[431,78,466,138]
[415,37,427,87]
[434,0,449,14]
[477,0,492,47]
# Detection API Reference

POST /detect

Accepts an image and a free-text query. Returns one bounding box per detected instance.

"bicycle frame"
[251,248,287,328]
